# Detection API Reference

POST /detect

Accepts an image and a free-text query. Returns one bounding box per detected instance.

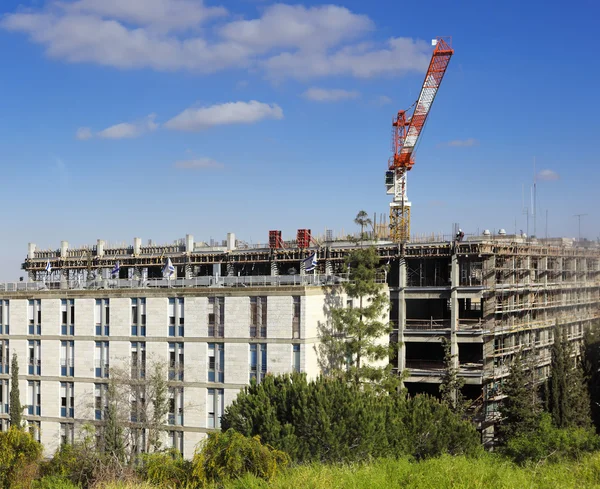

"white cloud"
[75,127,93,140]
[303,87,359,102]
[263,37,431,79]
[165,101,283,132]
[173,158,224,170]
[443,138,478,147]
[66,0,227,32]
[1,1,430,79]
[79,114,158,140]
[537,169,560,181]
[219,4,372,51]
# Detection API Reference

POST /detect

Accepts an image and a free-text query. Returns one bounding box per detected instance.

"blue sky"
[0,0,598,280]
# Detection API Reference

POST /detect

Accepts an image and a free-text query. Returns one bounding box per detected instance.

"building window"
[169,342,184,381]
[27,380,41,416]
[28,421,41,443]
[0,300,9,335]
[292,297,301,339]
[293,344,301,373]
[95,341,109,378]
[250,297,267,338]
[168,430,183,454]
[95,383,107,420]
[131,342,146,379]
[208,343,224,383]
[131,298,147,336]
[60,423,74,446]
[168,387,184,426]
[208,297,224,337]
[60,340,74,377]
[0,379,8,414]
[60,299,75,335]
[28,340,41,375]
[28,299,41,335]
[0,340,8,375]
[60,382,74,418]
[207,388,224,429]
[95,299,110,336]
[250,344,267,383]
[168,298,184,337]
[130,387,145,423]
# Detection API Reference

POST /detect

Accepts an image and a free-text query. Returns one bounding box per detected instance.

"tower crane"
[386,37,454,243]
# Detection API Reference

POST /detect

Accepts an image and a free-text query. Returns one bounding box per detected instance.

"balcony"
[405,318,450,331]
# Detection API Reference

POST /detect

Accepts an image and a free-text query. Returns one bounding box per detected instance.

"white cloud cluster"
[77,101,282,139]
[76,114,158,140]
[1,0,430,79]
[164,101,283,131]
[537,169,560,181]
[303,87,359,102]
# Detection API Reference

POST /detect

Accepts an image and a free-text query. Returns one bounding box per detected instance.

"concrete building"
[3,231,599,454]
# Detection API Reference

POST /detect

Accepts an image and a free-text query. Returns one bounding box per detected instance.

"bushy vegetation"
[222,373,481,463]
[192,430,289,485]
[0,427,42,489]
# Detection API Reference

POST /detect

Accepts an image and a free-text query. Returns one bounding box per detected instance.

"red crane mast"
[387,37,454,243]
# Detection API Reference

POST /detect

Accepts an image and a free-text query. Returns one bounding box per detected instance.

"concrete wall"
[0,286,335,457]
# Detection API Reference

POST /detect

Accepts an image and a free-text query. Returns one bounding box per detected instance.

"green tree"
[354,210,372,240]
[549,323,592,429]
[439,337,465,415]
[102,381,125,463]
[0,427,42,489]
[583,323,600,432]
[318,247,396,388]
[221,373,480,464]
[9,353,21,429]
[498,354,541,443]
[192,430,289,485]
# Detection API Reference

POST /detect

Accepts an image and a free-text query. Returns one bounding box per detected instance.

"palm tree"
[354,210,372,240]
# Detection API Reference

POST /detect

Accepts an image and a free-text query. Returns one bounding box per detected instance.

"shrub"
[503,413,600,464]
[137,449,192,488]
[0,427,43,489]
[192,429,289,485]
[222,373,480,463]
[31,476,79,489]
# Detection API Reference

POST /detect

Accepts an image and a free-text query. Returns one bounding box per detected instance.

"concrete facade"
[0,285,354,457]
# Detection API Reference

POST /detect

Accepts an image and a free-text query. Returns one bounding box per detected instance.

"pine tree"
[318,247,396,388]
[582,324,600,431]
[9,353,21,428]
[439,337,465,415]
[549,322,592,429]
[498,354,540,443]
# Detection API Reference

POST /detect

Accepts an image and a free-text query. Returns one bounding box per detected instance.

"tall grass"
[223,453,600,489]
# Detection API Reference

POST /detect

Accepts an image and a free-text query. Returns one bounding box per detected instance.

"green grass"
[222,453,600,489]
[87,453,600,489]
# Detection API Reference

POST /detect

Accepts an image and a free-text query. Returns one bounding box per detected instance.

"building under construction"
[6,230,598,451]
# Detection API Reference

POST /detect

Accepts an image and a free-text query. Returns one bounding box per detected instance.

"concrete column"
[28,243,36,259]
[97,240,105,257]
[133,237,141,256]
[227,233,236,251]
[60,241,69,257]
[398,258,407,373]
[185,234,194,253]
[227,263,235,277]
[60,269,69,289]
[325,260,333,276]
[185,263,193,279]
[270,261,278,276]
[450,253,459,369]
